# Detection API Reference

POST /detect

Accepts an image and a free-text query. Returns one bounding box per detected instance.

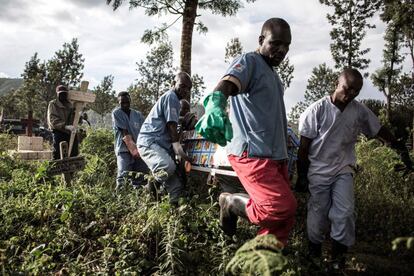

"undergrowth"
[0,131,413,275]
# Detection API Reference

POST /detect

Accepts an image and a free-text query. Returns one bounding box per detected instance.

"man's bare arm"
[214,80,240,98]
[296,136,313,192]
[167,122,179,143]
[376,126,413,171]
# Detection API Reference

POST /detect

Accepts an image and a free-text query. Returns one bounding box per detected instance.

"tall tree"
[127,84,153,116]
[359,99,385,116]
[320,0,381,75]
[289,63,337,125]
[191,74,206,104]
[47,38,85,88]
[371,22,404,121]
[106,0,256,101]
[37,38,84,123]
[17,53,46,120]
[136,40,175,103]
[393,74,414,108]
[393,73,414,149]
[11,39,84,124]
[225,37,243,63]
[381,0,414,80]
[0,89,23,119]
[275,57,294,90]
[90,75,117,122]
[381,1,414,149]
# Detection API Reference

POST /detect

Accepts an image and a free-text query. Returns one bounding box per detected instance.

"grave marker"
[67,81,96,156]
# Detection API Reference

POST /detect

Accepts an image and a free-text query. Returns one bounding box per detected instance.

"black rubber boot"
[330,239,348,272]
[308,241,322,258]
[307,240,323,270]
[219,193,249,236]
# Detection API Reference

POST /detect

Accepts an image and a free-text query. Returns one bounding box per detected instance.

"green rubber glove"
[195,91,233,146]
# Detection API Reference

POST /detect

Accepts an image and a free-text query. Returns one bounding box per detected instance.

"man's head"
[258,18,291,67]
[180,99,191,117]
[173,72,192,100]
[117,91,131,112]
[56,85,69,102]
[333,68,363,105]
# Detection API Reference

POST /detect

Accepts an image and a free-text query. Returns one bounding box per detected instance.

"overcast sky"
[0,0,411,112]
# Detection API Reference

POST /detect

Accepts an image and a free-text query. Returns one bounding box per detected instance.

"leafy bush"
[79,127,117,178]
[0,133,17,153]
[354,138,414,244]
[0,133,36,182]
[1,130,413,274]
[0,129,260,274]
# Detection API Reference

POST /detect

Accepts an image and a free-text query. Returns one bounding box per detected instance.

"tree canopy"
[320,0,381,75]
[90,75,117,121]
[2,39,85,124]
[288,63,337,125]
[106,0,256,101]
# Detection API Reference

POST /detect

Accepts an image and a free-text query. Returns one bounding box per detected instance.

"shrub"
[1,130,413,274]
[355,138,414,244]
[79,128,117,177]
[0,133,17,153]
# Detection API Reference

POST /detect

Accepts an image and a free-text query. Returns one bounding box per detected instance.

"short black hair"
[175,71,192,82]
[180,99,190,109]
[117,91,130,98]
[261,18,290,36]
[340,68,363,81]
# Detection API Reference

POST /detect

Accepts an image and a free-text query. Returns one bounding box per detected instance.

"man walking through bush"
[112,91,149,190]
[296,68,413,271]
[196,18,297,247]
[137,72,192,205]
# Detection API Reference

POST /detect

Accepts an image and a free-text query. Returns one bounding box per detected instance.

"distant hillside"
[0,78,23,96]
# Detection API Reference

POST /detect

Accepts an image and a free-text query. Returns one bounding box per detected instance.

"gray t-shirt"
[299,96,381,177]
[137,90,180,150]
[225,52,288,160]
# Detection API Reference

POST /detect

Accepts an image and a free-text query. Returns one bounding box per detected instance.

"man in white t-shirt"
[297,68,413,270]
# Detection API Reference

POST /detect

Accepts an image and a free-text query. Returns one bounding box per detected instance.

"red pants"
[228,153,297,245]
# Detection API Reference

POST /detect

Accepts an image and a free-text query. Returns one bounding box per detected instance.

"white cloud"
[0,0,410,112]
[0,72,10,78]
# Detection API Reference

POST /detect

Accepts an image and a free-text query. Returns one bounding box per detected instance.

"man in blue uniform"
[137,72,192,204]
[112,91,149,190]
[196,18,297,246]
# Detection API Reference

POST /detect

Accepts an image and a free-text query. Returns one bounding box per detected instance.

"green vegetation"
[0,78,23,97]
[0,131,256,274]
[0,130,413,275]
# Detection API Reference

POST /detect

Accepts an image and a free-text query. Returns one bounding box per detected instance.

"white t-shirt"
[299,96,381,177]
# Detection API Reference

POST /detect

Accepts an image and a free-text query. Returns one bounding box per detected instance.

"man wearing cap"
[47,84,78,159]
[112,91,149,190]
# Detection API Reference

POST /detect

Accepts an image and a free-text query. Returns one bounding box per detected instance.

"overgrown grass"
[0,131,413,275]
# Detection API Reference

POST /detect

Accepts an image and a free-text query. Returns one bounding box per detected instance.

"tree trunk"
[408,38,414,81]
[386,94,391,123]
[347,4,353,67]
[180,0,198,102]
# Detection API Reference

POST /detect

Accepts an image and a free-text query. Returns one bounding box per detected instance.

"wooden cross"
[46,81,95,184]
[67,81,96,156]
[20,110,38,137]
